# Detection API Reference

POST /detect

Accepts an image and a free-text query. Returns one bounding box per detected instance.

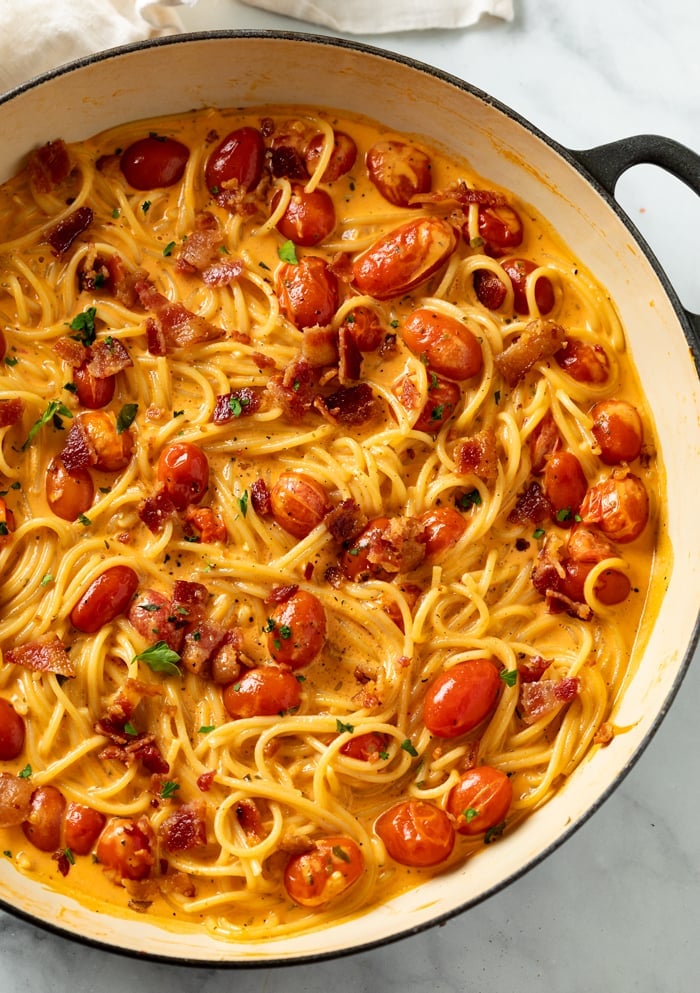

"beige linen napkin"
[239,0,515,33]
[0,0,195,93]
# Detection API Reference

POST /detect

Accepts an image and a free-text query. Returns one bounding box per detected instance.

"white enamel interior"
[0,34,697,964]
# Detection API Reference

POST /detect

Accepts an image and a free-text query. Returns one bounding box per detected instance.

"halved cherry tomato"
[447,765,512,835]
[0,331,6,363]
[157,441,209,510]
[73,362,115,409]
[353,217,457,301]
[205,126,265,195]
[542,451,588,523]
[342,307,384,352]
[375,799,455,867]
[580,472,649,543]
[128,588,185,652]
[222,666,301,718]
[64,802,107,855]
[420,506,467,560]
[284,835,364,907]
[70,564,139,634]
[402,309,483,382]
[339,516,392,581]
[274,184,336,247]
[590,399,643,465]
[501,258,554,315]
[0,698,25,761]
[276,256,338,330]
[476,204,523,256]
[413,376,462,433]
[366,140,432,207]
[340,730,390,761]
[267,590,326,670]
[423,658,501,738]
[22,785,66,852]
[559,559,631,606]
[120,136,190,190]
[305,131,357,182]
[270,471,330,538]
[555,338,610,384]
[96,816,155,881]
[45,456,94,521]
[77,411,134,472]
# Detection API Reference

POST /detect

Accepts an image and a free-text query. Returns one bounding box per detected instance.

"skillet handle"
[572,135,700,342]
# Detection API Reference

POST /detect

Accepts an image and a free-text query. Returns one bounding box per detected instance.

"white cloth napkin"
[239,0,515,33]
[0,0,195,93]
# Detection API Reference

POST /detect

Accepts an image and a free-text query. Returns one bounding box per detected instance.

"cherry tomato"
[0,698,25,761]
[501,258,555,315]
[96,816,155,881]
[205,126,265,194]
[276,256,338,330]
[270,471,330,538]
[590,400,643,465]
[542,451,588,523]
[420,506,467,559]
[274,184,336,247]
[412,376,462,433]
[157,441,209,511]
[305,131,357,182]
[77,411,134,472]
[366,140,432,207]
[555,338,610,384]
[423,658,501,738]
[528,411,561,475]
[70,564,139,634]
[473,268,507,310]
[120,136,190,190]
[353,217,457,301]
[375,799,455,867]
[64,802,106,855]
[267,590,326,669]
[580,472,649,543]
[22,785,66,852]
[447,765,512,835]
[284,835,364,907]
[0,331,6,363]
[402,309,483,382]
[339,516,392,581]
[45,456,94,521]
[340,731,390,761]
[128,588,184,652]
[223,666,301,718]
[73,362,115,409]
[560,559,631,605]
[476,204,523,256]
[342,307,384,352]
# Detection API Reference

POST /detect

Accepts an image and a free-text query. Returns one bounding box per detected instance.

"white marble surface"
[1,0,699,989]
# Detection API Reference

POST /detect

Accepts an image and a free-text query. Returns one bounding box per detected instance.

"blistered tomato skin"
[205,126,265,195]
[22,786,66,852]
[284,836,364,907]
[267,590,326,670]
[423,658,501,738]
[274,185,336,246]
[420,506,467,559]
[78,411,134,472]
[401,309,483,382]
[157,441,209,510]
[45,456,94,521]
[305,131,357,182]
[340,731,390,761]
[70,565,140,634]
[447,766,513,836]
[542,451,588,521]
[339,516,392,582]
[375,799,455,867]
[120,136,190,190]
[580,472,649,543]
[366,140,432,207]
[501,258,555,315]
[73,362,115,409]
[222,666,302,718]
[0,698,25,761]
[413,377,462,433]
[64,802,107,855]
[270,471,330,538]
[352,217,457,301]
[276,256,338,330]
[555,339,610,384]
[476,204,523,256]
[590,400,643,465]
[96,817,155,882]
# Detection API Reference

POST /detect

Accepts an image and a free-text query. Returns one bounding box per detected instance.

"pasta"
[0,104,665,940]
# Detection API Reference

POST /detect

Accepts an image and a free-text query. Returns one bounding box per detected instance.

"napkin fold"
[0,0,195,93]
[239,0,515,33]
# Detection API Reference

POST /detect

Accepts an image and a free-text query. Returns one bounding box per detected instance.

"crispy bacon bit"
[27,139,70,193]
[95,678,162,737]
[508,480,552,525]
[518,655,552,683]
[338,325,363,383]
[197,771,216,792]
[368,517,427,576]
[135,278,228,350]
[250,478,271,516]
[138,491,176,533]
[593,721,615,746]
[252,350,276,372]
[184,505,227,543]
[210,630,248,685]
[529,411,561,474]
[53,850,72,877]
[496,320,568,388]
[175,212,222,274]
[53,336,88,368]
[301,325,339,369]
[86,337,133,379]
[145,317,167,357]
[5,634,74,678]
[519,677,580,724]
[545,589,593,620]
[99,734,169,775]
[0,398,24,428]
[45,206,93,257]
[270,145,308,180]
[265,584,299,605]
[325,498,368,546]
[201,258,245,286]
[0,773,33,827]
[128,589,185,652]
[172,580,209,615]
[235,798,264,841]
[325,565,344,588]
[180,620,227,678]
[212,387,261,424]
[314,382,378,426]
[454,427,498,481]
[59,421,93,472]
[160,800,208,853]
[266,357,317,423]
[160,871,196,898]
[378,332,398,357]
[412,181,507,210]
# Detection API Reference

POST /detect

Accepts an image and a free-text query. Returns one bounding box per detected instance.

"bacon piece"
[180,620,227,677]
[86,338,133,379]
[454,427,498,481]
[128,589,185,653]
[0,773,33,827]
[367,517,426,576]
[135,278,227,349]
[212,387,261,424]
[175,212,222,274]
[54,336,88,368]
[201,258,244,286]
[235,798,264,841]
[95,678,162,738]
[160,800,208,852]
[508,480,552,525]
[314,382,378,426]
[264,584,299,605]
[210,629,248,685]
[184,505,227,543]
[411,181,507,210]
[529,411,561,474]
[325,498,368,546]
[517,655,552,683]
[250,478,271,516]
[139,491,176,533]
[197,771,216,792]
[519,677,580,724]
[100,734,169,775]
[45,206,93,256]
[5,634,74,677]
[338,325,362,383]
[27,140,70,193]
[58,422,93,471]
[301,326,339,368]
[145,317,167,357]
[266,357,317,423]
[0,398,24,427]
[593,721,615,745]
[544,588,593,620]
[496,320,568,388]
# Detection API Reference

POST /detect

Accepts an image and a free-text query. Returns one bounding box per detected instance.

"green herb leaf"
[464,807,480,823]
[77,513,92,527]
[5,355,18,367]
[133,640,181,676]
[198,725,215,734]
[63,847,76,865]
[116,403,138,434]
[556,507,572,522]
[40,573,54,587]
[18,764,32,779]
[278,240,298,264]
[500,669,518,688]
[263,618,276,633]
[400,738,418,757]
[533,527,546,540]
[430,404,445,421]
[68,306,97,346]
[336,719,355,735]
[63,381,78,394]
[0,522,9,536]
[484,820,506,844]
[332,845,351,863]
[278,624,292,640]
[22,400,73,450]
[457,488,482,510]
[160,780,180,799]
[238,491,249,518]
[163,241,176,257]
[142,200,152,214]
[123,721,138,736]
[112,208,121,219]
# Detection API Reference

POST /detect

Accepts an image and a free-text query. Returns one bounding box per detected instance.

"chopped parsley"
[457,488,482,510]
[238,491,249,517]
[198,725,215,734]
[278,240,298,264]
[533,527,546,540]
[464,807,480,823]
[400,738,418,757]
[77,513,92,527]
[336,719,355,735]
[163,241,176,257]
[141,200,152,214]
[40,573,54,587]
[499,669,518,688]
[116,402,138,434]
[160,780,180,800]
[18,764,32,779]
[123,722,138,736]
[22,400,73,450]
[68,306,97,346]
[133,640,181,676]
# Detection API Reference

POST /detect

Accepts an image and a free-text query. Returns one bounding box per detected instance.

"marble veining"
[0,1,698,990]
